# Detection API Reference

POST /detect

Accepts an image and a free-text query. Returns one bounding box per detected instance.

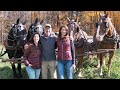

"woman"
[57,25,75,79]
[24,32,41,79]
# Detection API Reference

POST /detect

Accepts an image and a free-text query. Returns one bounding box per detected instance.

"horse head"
[15,23,27,47]
[27,18,44,42]
[5,18,27,50]
[34,20,44,36]
[67,17,88,47]
[96,13,117,41]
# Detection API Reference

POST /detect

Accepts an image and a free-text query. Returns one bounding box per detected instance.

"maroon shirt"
[23,43,41,69]
[57,37,73,61]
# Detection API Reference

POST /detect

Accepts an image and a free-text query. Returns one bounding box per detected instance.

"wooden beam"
[98,49,116,51]
[76,49,116,58]
[0,58,24,63]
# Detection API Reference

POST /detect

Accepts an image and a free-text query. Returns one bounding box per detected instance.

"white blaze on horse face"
[18,24,24,31]
[36,25,43,36]
[96,25,100,41]
[69,23,74,37]
[96,25,104,41]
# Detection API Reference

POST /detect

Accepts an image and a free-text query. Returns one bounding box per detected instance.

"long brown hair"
[58,25,69,40]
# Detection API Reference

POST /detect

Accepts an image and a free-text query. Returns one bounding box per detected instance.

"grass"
[0,44,28,79]
[0,44,120,79]
[73,49,120,79]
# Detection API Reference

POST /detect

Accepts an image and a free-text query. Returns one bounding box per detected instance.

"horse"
[3,18,28,79]
[67,17,90,78]
[27,18,44,42]
[93,13,119,77]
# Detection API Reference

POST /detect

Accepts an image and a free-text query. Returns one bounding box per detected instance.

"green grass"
[73,49,120,79]
[0,44,120,79]
[0,44,28,79]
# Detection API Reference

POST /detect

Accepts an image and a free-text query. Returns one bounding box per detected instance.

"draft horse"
[27,18,44,42]
[94,13,119,77]
[3,18,27,79]
[67,17,89,78]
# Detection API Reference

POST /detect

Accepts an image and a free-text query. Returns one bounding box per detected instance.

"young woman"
[24,32,41,79]
[57,25,75,79]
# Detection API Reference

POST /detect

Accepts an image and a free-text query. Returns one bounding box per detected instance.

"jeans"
[26,66,41,79]
[57,60,73,79]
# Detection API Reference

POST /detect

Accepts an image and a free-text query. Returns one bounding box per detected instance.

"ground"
[0,44,120,79]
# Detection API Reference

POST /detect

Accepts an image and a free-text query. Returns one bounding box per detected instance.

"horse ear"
[99,13,102,16]
[35,18,39,24]
[105,13,109,18]
[67,17,70,22]
[16,18,21,25]
[40,19,44,24]
[75,16,78,23]
[99,13,104,16]
[22,20,27,25]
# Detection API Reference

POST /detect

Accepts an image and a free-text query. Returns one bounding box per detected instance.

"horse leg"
[88,53,93,64]
[76,56,83,78]
[99,53,104,76]
[17,61,23,78]
[107,51,114,77]
[97,53,105,67]
[97,54,100,68]
[11,63,18,78]
[75,48,83,78]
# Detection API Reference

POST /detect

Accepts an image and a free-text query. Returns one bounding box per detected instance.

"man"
[40,24,57,79]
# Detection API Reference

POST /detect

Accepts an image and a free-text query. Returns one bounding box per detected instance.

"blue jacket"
[40,32,57,61]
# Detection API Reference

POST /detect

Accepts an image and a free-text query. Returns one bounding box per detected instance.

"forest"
[0,11,120,79]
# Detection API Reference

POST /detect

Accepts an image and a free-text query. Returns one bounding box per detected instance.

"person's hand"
[28,64,32,67]
[72,64,76,70]
[24,44,29,50]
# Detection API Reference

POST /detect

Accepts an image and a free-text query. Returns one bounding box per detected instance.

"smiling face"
[61,27,67,37]
[33,34,40,43]
[58,26,69,38]
[44,26,51,36]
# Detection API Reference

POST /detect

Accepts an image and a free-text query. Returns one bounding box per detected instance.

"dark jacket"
[23,43,41,69]
[40,32,57,61]
[57,37,75,64]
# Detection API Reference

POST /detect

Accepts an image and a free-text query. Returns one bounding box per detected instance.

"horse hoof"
[106,73,110,79]
[13,77,18,79]
[77,73,83,78]
[18,74,23,79]
[96,65,100,68]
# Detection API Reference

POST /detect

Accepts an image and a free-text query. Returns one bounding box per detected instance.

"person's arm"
[54,34,58,49]
[23,44,30,66]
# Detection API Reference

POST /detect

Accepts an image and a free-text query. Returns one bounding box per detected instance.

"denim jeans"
[26,66,41,79]
[57,60,73,79]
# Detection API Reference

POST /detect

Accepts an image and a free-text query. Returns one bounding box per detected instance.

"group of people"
[23,24,75,79]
